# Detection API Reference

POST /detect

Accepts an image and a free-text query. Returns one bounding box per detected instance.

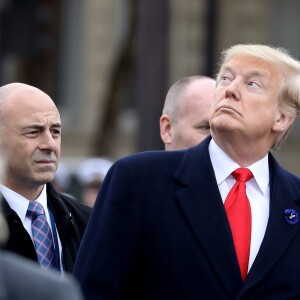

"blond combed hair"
[217,44,300,149]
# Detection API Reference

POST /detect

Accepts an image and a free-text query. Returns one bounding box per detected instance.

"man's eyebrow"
[51,123,62,128]
[23,124,44,130]
[246,70,271,79]
[221,65,270,78]
[24,123,62,130]
[220,65,235,74]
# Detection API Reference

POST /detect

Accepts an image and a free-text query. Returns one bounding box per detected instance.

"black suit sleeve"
[73,158,141,300]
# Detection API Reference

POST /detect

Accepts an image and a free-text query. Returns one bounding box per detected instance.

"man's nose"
[224,79,241,101]
[39,132,57,150]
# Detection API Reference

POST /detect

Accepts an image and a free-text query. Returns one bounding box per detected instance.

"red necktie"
[224,168,253,281]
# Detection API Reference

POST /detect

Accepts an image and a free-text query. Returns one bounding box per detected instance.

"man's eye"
[51,130,61,138]
[201,125,210,130]
[218,75,232,86]
[248,81,260,88]
[52,130,60,135]
[25,131,38,137]
[198,125,210,133]
[221,75,232,82]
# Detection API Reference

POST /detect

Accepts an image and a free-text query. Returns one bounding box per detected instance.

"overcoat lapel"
[174,137,243,298]
[238,154,300,296]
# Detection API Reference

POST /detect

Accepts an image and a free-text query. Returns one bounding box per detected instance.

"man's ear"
[272,111,293,133]
[160,115,173,146]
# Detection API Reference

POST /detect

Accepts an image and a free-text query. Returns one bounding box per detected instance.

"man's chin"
[211,116,239,132]
[34,172,55,184]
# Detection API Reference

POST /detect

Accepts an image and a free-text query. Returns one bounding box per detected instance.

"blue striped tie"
[27,201,55,269]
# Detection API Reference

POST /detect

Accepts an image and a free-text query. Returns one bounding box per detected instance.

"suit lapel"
[174,137,243,297]
[238,154,300,295]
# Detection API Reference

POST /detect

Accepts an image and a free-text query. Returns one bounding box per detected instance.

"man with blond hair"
[74,44,300,299]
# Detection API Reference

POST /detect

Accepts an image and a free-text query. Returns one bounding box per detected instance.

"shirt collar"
[0,184,47,222]
[209,138,269,194]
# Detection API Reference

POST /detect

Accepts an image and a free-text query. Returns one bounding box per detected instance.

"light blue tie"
[27,202,55,269]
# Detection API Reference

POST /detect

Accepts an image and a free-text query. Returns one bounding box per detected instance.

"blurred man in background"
[76,157,113,207]
[160,75,215,150]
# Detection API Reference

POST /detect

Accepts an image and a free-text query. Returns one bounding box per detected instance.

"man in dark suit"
[0,83,91,273]
[74,44,300,299]
[0,187,83,300]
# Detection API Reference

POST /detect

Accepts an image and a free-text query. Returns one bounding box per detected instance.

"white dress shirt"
[208,139,270,271]
[0,184,63,271]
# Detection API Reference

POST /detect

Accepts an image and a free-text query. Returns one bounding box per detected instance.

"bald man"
[0,83,91,273]
[160,76,216,150]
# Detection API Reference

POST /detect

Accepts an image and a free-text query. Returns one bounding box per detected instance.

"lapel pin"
[284,208,299,225]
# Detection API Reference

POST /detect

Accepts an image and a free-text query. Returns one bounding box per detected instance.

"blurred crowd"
[53,157,113,207]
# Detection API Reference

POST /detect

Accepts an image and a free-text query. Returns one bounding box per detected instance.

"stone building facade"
[1,0,300,174]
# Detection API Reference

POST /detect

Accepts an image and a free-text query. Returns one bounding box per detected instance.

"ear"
[160,115,173,146]
[272,111,293,133]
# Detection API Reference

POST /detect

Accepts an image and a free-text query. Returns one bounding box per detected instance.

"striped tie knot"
[27,201,45,219]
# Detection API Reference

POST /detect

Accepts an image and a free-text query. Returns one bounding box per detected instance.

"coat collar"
[237,154,300,296]
[45,183,74,236]
[1,184,74,244]
[174,137,243,297]
[174,137,300,296]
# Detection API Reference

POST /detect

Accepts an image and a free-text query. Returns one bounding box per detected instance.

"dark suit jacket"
[74,137,300,300]
[0,250,83,300]
[1,183,91,273]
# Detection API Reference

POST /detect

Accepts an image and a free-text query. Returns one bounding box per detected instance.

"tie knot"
[231,168,253,183]
[27,202,45,220]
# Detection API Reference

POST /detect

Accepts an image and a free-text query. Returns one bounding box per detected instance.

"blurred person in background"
[160,75,215,150]
[52,161,71,194]
[0,83,91,273]
[76,157,113,207]
[0,154,84,300]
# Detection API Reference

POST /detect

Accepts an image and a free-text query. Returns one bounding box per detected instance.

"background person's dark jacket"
[0,250,83,300]
[1,183,91,273]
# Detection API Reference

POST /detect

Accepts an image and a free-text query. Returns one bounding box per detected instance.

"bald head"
[160,76,216,150]
[0,83,57,119]
[0,82,62,200]
[0,83,46,102]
